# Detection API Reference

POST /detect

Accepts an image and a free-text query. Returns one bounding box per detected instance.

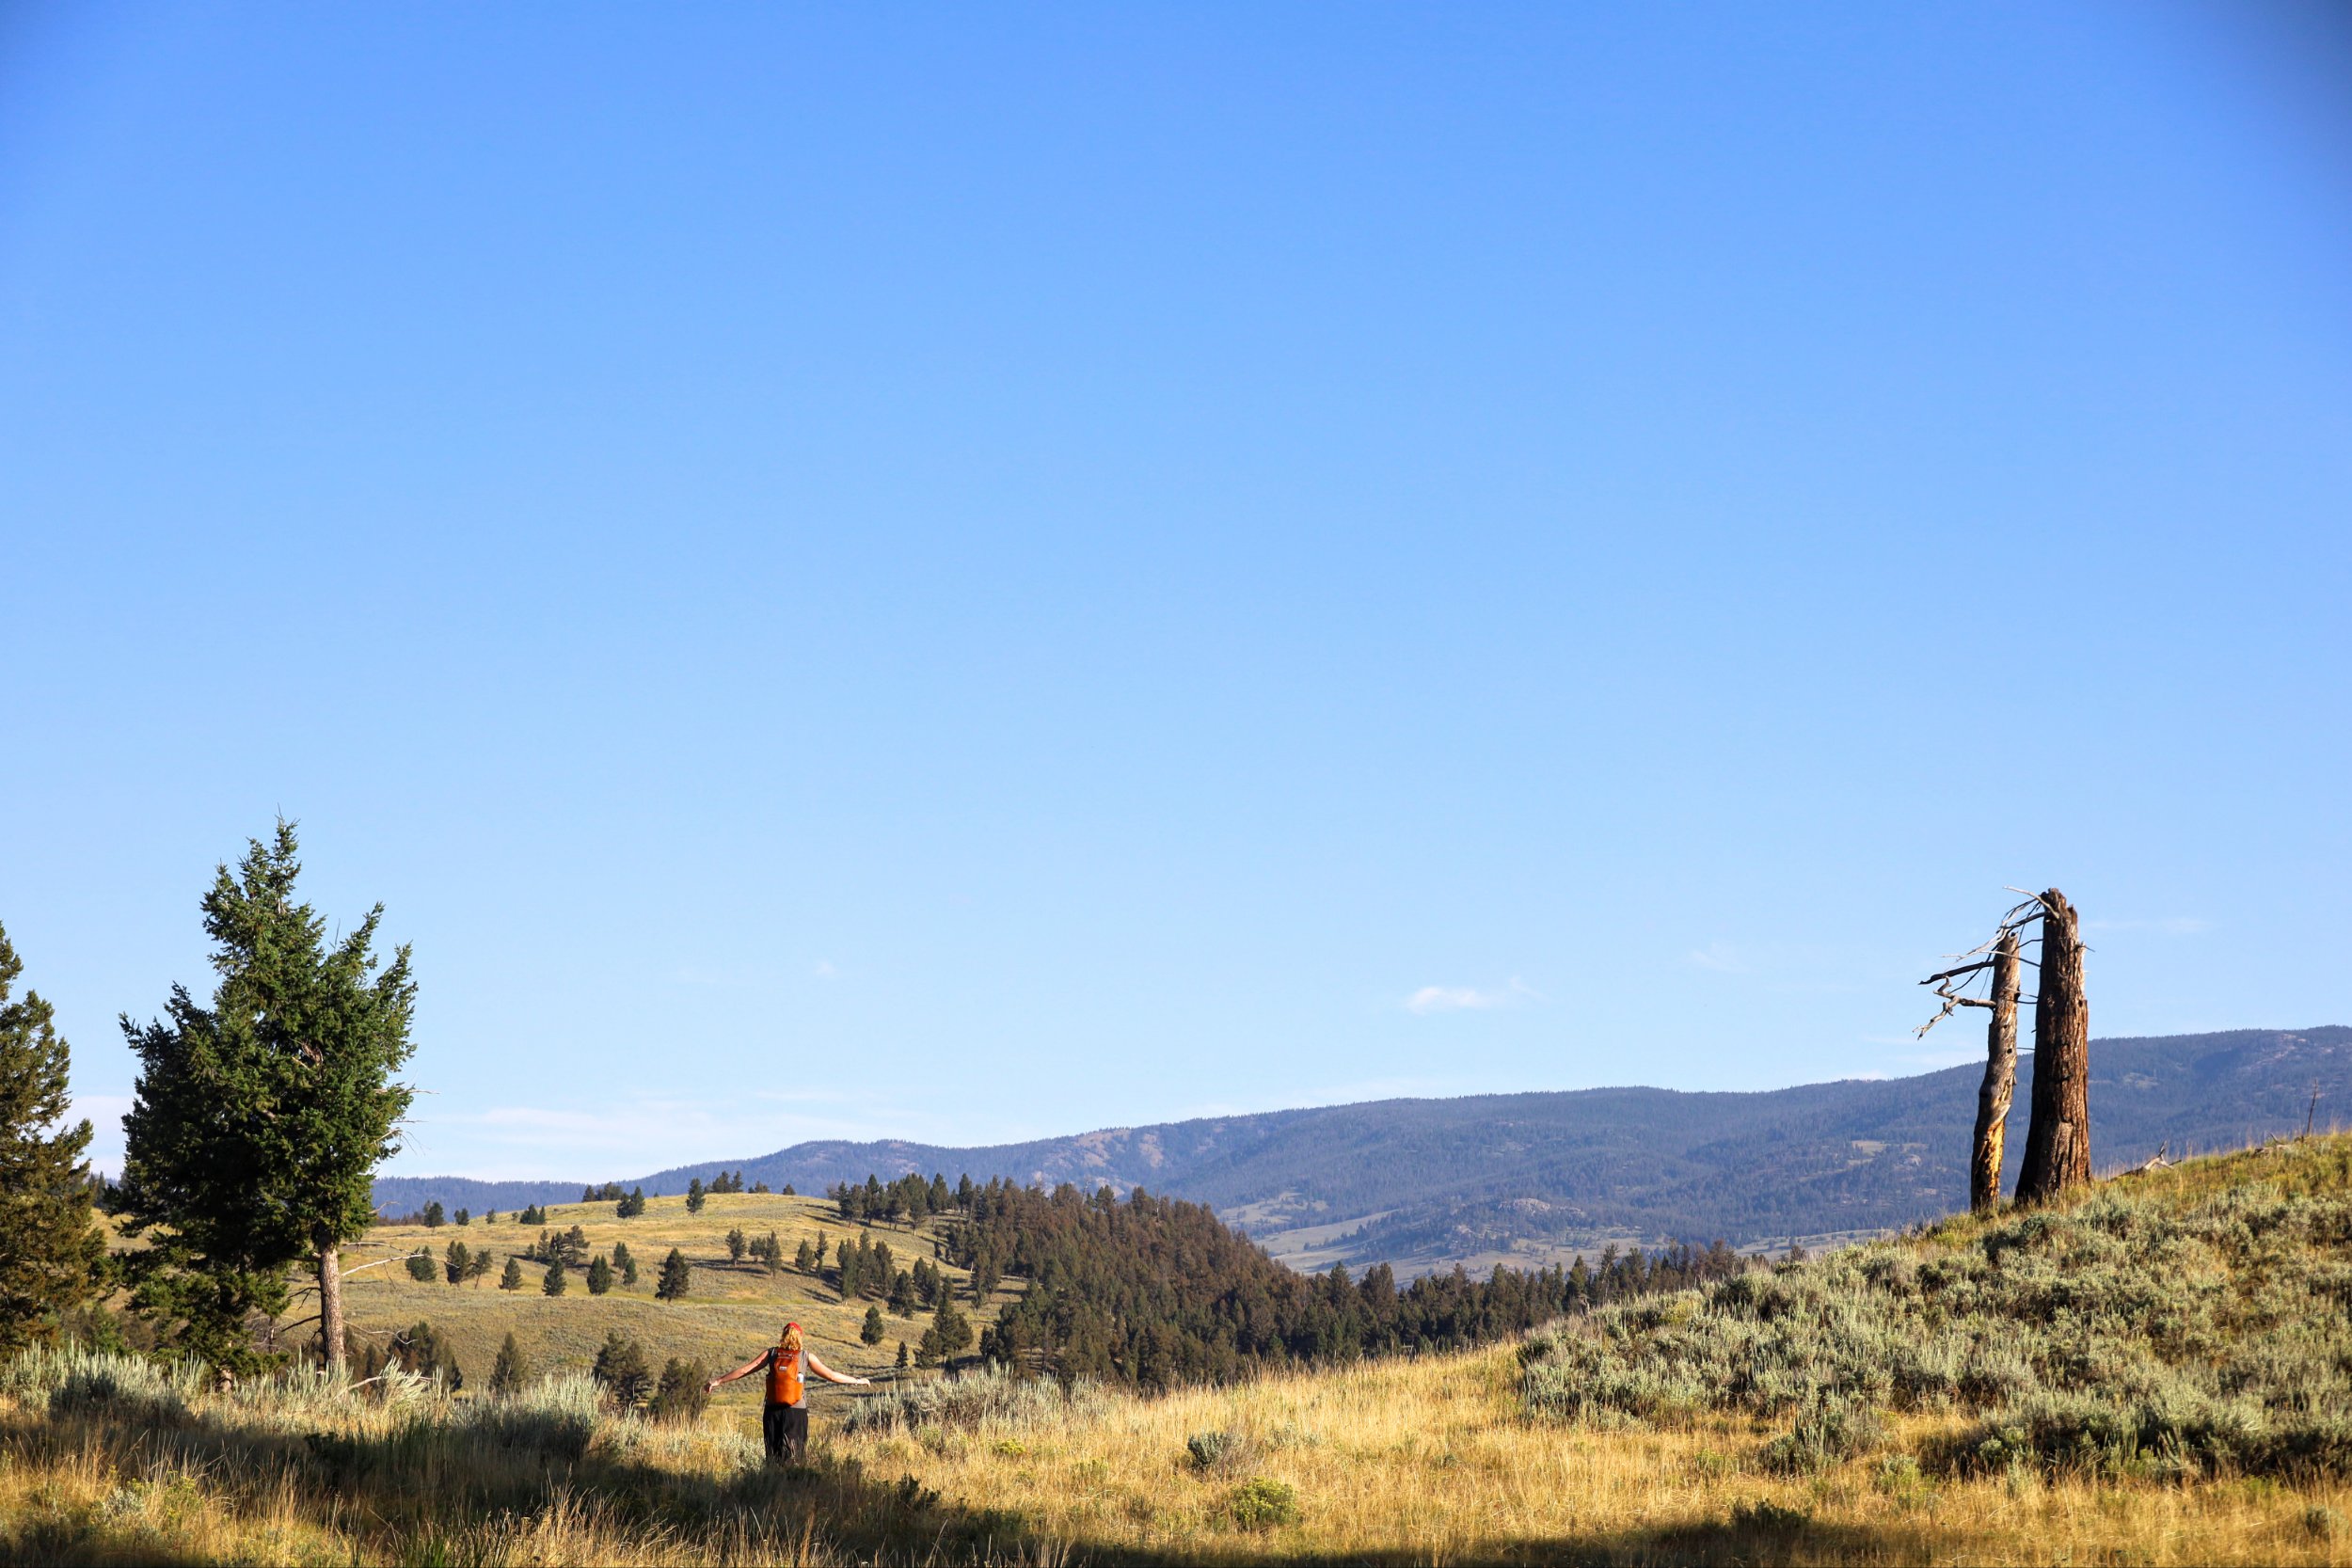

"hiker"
[706,1322,870,1464]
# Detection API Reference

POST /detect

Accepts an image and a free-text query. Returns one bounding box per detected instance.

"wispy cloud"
[1404,978,1541,1015]
[1685,943,1751,974]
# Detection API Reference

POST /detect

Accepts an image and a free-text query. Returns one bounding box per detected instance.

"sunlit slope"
[321,1190,1004,1405]
[826,1134,2352,1564]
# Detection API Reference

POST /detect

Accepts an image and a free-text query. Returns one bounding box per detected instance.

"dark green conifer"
[500,1257,524,1291]
[0,922,103,1354]
[794,1238,816,1273]
[488,1330,530,1395]
[442,1240,469,1284]
[118,823,416,1373]
[725,1226,746,1263]
[862,1305,885,1346]
[685,1176,706,1213]
[656,1247,691,1301]
[591,1329,653,1410]
[896,1339,911,1371]
[405,1248,437,1282]
[421,1200,444,1228]
[650,1357,708,1423]
[542,1258,566,1296]
[587,1254,613,1294]
[453,1208,469,1226]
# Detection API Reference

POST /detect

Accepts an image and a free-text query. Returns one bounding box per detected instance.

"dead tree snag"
[2015,887,2090,1202]
[1969,929,2023,1211]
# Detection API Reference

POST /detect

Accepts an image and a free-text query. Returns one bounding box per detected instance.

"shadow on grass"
[1071,1510,1962,1567]
[0,1401,1050,1566]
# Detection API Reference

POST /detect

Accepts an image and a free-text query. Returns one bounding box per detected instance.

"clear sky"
[4,5,2347,1180]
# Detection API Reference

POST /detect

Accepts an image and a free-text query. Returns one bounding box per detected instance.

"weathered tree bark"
[2015,888,2090,1203]
[1969,927,2022,1212]
[318,1242,345,1375]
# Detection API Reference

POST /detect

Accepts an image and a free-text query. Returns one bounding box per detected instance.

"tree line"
[932,1177,1760,1390]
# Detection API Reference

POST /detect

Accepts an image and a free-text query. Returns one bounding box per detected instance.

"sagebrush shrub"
[1520,1146,2352,1479]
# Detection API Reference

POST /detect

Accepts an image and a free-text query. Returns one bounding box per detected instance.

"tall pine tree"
[0,921,104,1354]
[119,823,416,1373]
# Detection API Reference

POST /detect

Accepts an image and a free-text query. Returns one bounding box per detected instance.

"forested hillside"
[375,1027,2352,1269]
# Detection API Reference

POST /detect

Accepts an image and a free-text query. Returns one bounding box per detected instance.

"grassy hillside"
[13,1135,2352,1563]
[374,1026,2352,1273]
[309,1189,1009,1421]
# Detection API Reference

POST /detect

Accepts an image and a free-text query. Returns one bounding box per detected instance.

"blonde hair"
[779,1323,803,1356]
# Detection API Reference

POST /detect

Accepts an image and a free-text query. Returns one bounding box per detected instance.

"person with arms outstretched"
[707,1322,868,1464]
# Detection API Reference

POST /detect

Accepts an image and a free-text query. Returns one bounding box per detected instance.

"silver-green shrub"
[1522,1166,2352,1478]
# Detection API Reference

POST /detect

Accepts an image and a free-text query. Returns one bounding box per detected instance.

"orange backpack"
[766,1344,804,1405]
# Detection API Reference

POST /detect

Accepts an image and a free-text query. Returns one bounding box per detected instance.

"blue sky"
[4,5,2347,1180]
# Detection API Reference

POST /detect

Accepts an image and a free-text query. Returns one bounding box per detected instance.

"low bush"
[1228,1476,1298,1529]
[1185,1428,1257,1475]
[838,1364,1109,1438]
[1521,1148,2352,1480]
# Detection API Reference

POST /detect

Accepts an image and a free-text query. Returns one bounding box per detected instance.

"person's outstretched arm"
[804,1351,870,1386]
[705,1350,771,1392]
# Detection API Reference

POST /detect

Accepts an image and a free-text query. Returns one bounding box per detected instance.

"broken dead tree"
[2014,887,2090,1203]
[1969,929,2023,1212]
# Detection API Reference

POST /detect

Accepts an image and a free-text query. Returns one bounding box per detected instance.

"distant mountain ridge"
[373,1027,2352,1270]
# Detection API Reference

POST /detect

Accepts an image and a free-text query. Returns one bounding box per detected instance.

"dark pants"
[763,1402,808,1464]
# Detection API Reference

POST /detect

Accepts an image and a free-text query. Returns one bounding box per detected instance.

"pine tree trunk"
[319,1242,346,1375]
[2015,888,2090,1203]
[1969,927,2022,1212]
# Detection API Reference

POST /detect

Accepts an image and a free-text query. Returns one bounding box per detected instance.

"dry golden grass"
[21,1140,2350,1563]
[833,1342,2352,1565]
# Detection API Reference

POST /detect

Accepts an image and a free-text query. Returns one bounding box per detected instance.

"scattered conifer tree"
[117,823,416,1373]
[591,1329,653,1410]
[932,1295,973,1357]
[442,1240,469,1284]
[485,1209,499,1225]
[500,1257,524,1291]
[650,1357,709,1424]
[685,1177,706,1213]
[453,1208,469,1227]
[896,1339,910,1371]
[421,1200,444,1228]
[752,1180,771,1194]
[488,1330,530,1396]
[542,1258,566,1296]
[782,1182,795,1196]
[587,1254,613,1294]
[794,1238,817,1274]
[862,1305,885,1346]
[406,1248,437,1282]
[616,1185,645,1219]
[725,1227,746,1263]
[656,1247,691,1301]
[889,1270,916,1317]
[562,1225,589,1266]
[0,922,103,1354]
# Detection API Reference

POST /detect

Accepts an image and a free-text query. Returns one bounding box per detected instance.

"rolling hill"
[376,1026,2352,1271]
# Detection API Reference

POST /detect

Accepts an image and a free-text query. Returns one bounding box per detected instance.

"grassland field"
[300,1191,1004,1426]
[9,1139,2352,1563]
